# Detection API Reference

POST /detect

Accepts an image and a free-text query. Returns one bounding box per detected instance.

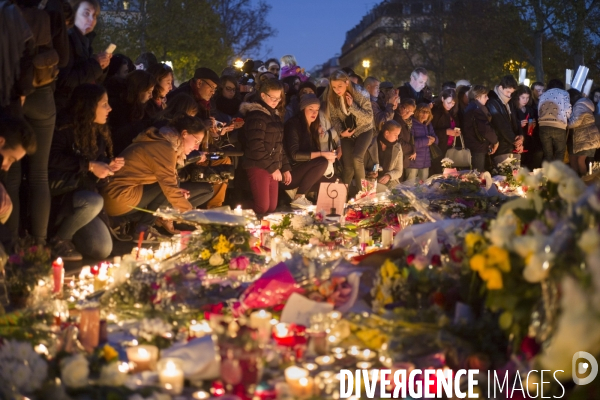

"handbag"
[342,114,357,132]
[429,142,443,159]
[445,134,472,169]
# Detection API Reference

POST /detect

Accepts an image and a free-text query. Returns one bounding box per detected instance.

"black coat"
[512,103,542,153]
[240,100,290,174]
[283,113,315,165]
[398,82,433,105]
[55,28,106,110]
[486,90,519,156]
[393,110,415,169]
[108,97,152,156]
[431,104,457,154]
[462,100,498,154]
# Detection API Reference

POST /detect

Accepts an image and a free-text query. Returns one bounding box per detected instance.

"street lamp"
[234,60,244,69]
[362,59,370,77]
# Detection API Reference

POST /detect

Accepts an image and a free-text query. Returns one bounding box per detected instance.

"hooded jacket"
[408,117,437,169]
[328,83,374,138]
[240,100,291,174]
[101,126,192,216]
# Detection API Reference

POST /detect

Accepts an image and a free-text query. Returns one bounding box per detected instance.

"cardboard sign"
[316,181,347,216]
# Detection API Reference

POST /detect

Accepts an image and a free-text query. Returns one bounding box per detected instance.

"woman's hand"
[180,188,190,199]
[94,52,111,69]
[446,128,458,137]
[521,119,528,128]
[89,161,114,179]
[283,171,292,185]
[271,169,282,181]
[514,135,524,146]
[427,136,436,146]
[345,92,353,107]
[340,129,354,138]
[108,157,125,172]
[194,152,207,164]
[220,124,235,135]
[233,120,245,129]
[490,142,499,154]
[320,152,337,162]
[409,153,417,161]
[378,174,391,185]
[337,148,343,159]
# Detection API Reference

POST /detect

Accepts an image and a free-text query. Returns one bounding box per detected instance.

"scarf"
[494,86,512,114]
[475,100,492,122]
[378,132,397,174]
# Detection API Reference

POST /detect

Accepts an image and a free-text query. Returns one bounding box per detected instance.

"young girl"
[405,104,438,181]
[146,63,174,119]
[326,70,374,193]
[280,54,310,82]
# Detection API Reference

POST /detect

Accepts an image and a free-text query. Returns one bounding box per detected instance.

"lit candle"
[348,346,361,356]
[93,270,108,292]
[315,355,335,367]
[331,347,345,355]
[189,320,212,338]
[234,205,243,215]
[193,391,210,400]
[356,361,373,369]
[329,311,342,321]
[52,258,64,294]
[381,228,394,248]
[249,309,272,344]
[274,322,289,338]
[79,266,91,280]
[285,367,313,398]
[356,349,377,361]
[126,345,158,372]
[303,362,318,372]
[158,359,184,395]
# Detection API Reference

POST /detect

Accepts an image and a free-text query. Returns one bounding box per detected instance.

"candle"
[79,266,91,280]
[381,228,394,248]
[356,349,377,361]
[315,355,335,367]
[348,346,361,356]
[329,311,342,321]
[303,362,318,372]
[250,310,272,344]
[189,320,212,338]
[126,345,158,372]
[52,258,64,294]
[285,367,312,398]
[94,271,108,292]
[193,391,210,400]
[590,162,593,175]
[158,358,184,395]
[357,361,373,369]
[271,237,280,260]
[234,205,243,215]
[332,347,345,355]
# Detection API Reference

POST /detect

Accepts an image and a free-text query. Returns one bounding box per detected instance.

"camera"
[239,59,256,87]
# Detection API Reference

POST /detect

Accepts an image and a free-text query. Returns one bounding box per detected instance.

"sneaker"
[285,189,298,199]
[131,227,165,244]
[51,238,82,262]
[109,222,133,242]
[290,195,314,209]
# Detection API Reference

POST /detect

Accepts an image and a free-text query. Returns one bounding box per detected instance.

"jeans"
[119,183,168,230]
[5,86,55,243]
[540,126,567,162]
[340,130,374,187]
[405,168,429,181]
[471,153,487,172]
[179,181,214,208]
[287,157,329,195]
[247,167,279,214]
[56,190,112,259]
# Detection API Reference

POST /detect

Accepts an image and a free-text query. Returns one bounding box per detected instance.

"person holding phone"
[510,85,542,170]
[48,84,118,261]
[325,70,374,195]
[405,103,438,181]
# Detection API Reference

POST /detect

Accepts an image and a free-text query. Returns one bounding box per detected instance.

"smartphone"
[373,164,379,172]
[105,44,117,54]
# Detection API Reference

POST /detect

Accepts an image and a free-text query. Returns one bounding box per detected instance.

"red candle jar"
[52,258,64,294]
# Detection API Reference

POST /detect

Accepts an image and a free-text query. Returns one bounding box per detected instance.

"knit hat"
[299,94,320,110]
[380,81,394,90]
[194,67,220,84]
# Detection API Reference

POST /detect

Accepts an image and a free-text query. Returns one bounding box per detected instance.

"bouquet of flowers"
[270,213,327,245]
[4,245,52,306]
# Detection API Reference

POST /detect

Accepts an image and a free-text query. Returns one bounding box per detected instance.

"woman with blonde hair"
[405,103,438,181]
[325,70,374,194]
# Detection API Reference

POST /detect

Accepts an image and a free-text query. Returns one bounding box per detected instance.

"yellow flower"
[486,246,511,273]
[213,235,233,254]
[465,233,485,256]
[480,267,503,290]
[381,259,399,279]
[469,254,486,272]
[102,344,118,362]
[200,249,211,260]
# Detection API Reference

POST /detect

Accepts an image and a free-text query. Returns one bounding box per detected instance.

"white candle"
[193,391,210,399]
[249,309,272,344]
[356,348,377,361]
[590,162,593,175]
[234,205,243,215]
[189,320,212,338]
[285,367,313,398]
[126,345,158,372]
[303,362,318,372]
[315,355,335,367]
[357,361,373,369]
[381,228,394,248]
[158,359,184,395]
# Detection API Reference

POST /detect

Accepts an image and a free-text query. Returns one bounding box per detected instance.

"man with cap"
[364,77,399,131]
[168,67,221,120]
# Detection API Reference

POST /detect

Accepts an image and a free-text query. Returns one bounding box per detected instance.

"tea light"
[303,362,318,372]
[126,345,158,372]
[79,266,91,280]
[189,320,212,338]
[315,355,335,367]
[158,358,184,395]
[382,228,394,248]
[356,349,377,361]
[329,311,342,321]
[193,391,210,400]
[357,361,373,369]
[250,309,272,344]
[296,377,315,398]
[274,322,290,338]
[285,366,309,396]
[331,347,345,355]
[234,205,243,215]
[347,346,361,356]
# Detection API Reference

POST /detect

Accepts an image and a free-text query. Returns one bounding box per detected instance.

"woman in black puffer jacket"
[240,79,291,214]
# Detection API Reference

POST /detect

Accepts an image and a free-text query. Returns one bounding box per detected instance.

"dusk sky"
[261,0,383,71]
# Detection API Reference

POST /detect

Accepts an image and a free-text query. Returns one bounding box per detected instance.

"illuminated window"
[386,38,394,47]
[403,20,411,31]
[403,38,410,49]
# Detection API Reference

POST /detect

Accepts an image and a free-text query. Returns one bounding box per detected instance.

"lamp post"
[362,59,371,77]
[234,60,244,69]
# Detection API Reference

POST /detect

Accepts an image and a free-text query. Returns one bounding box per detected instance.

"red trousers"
[246,167,279,214]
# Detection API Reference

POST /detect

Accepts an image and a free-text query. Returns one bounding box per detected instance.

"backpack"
[19,0,60,87]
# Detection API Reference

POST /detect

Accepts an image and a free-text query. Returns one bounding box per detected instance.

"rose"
[60,354,89,388]
[209,252,224,266]
[98,362,127,386]
[229,256,250,271]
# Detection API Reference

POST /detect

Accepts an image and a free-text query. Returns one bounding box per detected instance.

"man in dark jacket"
[486,75,523,165]
[168,67,220,120]
[398,67,433,106]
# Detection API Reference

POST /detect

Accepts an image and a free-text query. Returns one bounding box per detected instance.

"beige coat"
[102,126,192,216]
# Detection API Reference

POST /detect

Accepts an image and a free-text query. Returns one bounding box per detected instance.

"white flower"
[60,353,89,388]
[282,229,294,241]
[523,251,554,283]
[98,363,127,386]
[543,160,575,183]
[209,252,224,266]
[290,214,313,230]
[578,228,600,255]
[135,318,173,341]
[513,235,545,258]
[441,158,454,168]
[557,178,586,203]
[486,213,518,249]
[0,340,48,393]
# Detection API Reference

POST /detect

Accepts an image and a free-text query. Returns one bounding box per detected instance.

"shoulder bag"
[445,133,472,169]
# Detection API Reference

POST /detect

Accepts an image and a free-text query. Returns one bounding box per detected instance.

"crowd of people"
[1,0,600,262]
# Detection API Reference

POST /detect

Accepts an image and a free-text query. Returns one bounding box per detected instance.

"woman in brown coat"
[102,115,213,242]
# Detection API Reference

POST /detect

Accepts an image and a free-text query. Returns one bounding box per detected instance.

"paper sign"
[280,293,334,326]
[316,181,347,216]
